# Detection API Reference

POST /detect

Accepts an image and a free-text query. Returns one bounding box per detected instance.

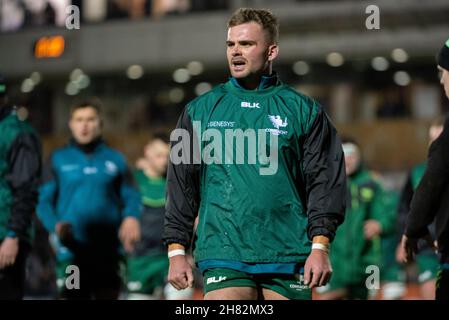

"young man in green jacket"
[127,134,194,299]
[163,8,346,300]
[317,138,395,300]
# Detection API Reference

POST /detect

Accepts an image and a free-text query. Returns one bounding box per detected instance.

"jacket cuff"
[405,225,429,239]
[308,217,338,242]
[163,237,190,250]
[6,230,18,238]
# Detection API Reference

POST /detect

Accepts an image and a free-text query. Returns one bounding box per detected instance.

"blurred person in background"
[36,100,141,300]
[24,216,57,299]
[0,75,42,299]
[163,8,346,300]
[152,0,190,19]
[126,133,193,300]
[395,117,444,299]
[317,138,396,300]
[402,39,449,300]
[108,0,149,20]
[379,189,406,300]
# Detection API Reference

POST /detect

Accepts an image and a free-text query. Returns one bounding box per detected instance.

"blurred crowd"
[0,0,229,32]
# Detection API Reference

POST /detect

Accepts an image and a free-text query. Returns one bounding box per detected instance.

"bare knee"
[420,280,436,300]
[316,288,347,300]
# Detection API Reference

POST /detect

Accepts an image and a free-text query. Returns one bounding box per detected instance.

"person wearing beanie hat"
[0,75,42,299]
[402,39,449,300]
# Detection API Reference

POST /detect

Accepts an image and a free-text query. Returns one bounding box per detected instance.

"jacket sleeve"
[406,117,449,238]
[6,132,42,240]
[119,165,141,219]
[303,107,347,242]
[397,172,414,233]
[162,107,201,249]
[370,185,397,236]
[36,155,59,233]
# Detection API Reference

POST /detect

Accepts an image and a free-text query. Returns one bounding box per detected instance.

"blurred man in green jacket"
[318,138,396,299]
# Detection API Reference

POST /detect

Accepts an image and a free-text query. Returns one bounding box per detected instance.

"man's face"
[69,107,101,144]
[439,66,449,100]
[144,139,169,175]
[343,144,361,176]
[226,22,278,80]
[429,124,444,145]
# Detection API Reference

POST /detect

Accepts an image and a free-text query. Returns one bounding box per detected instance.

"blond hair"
[227,8,279,44]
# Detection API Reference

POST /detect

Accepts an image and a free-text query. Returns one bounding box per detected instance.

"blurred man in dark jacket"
[402,39,449,300]
[0,75,42,299]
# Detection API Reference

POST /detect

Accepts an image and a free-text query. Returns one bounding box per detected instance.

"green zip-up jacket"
[163,75,346,264]
[0,106,41,243]
[329,168,394,284]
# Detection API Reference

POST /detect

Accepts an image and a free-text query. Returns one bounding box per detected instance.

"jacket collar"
[230,72,279,91]
[69,136,104,154]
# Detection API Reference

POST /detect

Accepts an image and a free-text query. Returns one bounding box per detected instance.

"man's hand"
[119,217,141,253]
[304,248,332,289]
[168,254,194,290]
[0,237,19,269]
[400,233,436,263]
[55,222,75,246]
[395,242,407,264]
[364,220,382,240]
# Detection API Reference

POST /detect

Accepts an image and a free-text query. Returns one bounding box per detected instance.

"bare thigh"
[261,288,289,300]
[204,287,258,300]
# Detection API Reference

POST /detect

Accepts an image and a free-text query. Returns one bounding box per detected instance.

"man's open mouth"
[232,59,246,67]
[231,60,246,72]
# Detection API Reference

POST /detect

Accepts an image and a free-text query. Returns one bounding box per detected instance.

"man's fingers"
[319,270,332,287]
[170,280,182,291]
[124,240,133,253]
[0,254,13,269]
[424,234,437,252]
[363,225,370,238]
[303,263,311,285]
[405,244,415,263]
[174,274,188,290]
[168,271,189,290]
[119,229,125,243]
[133,230,140,242]
[309,269,322,288]
[186,267,194,288]
[120,228,140,247]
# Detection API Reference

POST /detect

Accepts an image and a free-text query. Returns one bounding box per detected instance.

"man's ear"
[267,44,279,62]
